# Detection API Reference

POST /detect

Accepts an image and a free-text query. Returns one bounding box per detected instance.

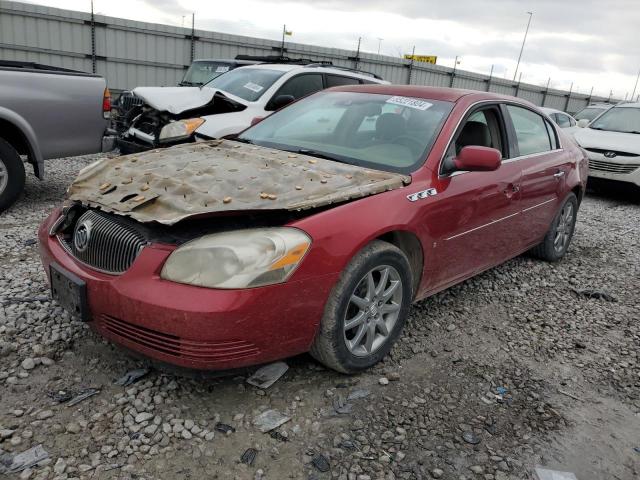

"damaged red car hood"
[67,140,411,225]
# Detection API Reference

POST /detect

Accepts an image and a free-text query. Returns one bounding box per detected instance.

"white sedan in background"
[540,107,577,129]
[573,102,640,188]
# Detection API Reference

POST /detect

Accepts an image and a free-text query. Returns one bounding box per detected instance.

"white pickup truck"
[0,61,115,211]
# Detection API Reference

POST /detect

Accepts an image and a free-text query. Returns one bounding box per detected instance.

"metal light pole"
[513,11,533,81]
[632,67,640,100]
[377,38,384,55]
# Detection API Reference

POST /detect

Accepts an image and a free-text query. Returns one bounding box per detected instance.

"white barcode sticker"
[386,96,432,110]
[243,82,264,93]
[215,66,230,73]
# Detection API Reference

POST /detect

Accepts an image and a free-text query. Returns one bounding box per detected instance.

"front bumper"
[102,129,117,152]
[587,153,640,187]
[38,210,337,371]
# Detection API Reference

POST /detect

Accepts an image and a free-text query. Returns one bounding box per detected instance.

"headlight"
[160,228,311,289]
[158,118,205,143]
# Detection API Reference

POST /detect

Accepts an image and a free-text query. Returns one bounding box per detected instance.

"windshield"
[181,61,234,86]
[589,107,640,133]
[238,91,453,173]
[574,106,606,122]
[206,68,285,102]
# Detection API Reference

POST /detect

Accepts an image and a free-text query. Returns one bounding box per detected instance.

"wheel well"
[377,231,423,298]
[571,185,583,205]
[0,119,32,159]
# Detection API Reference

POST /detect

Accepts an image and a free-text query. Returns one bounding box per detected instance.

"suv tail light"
[103,88,111,119]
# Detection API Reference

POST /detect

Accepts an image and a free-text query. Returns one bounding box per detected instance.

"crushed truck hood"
[67,140,410,225]
[133,86,248,115]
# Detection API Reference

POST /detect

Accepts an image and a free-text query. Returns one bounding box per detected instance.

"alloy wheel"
[0,158,8,195]
[553,202,574,253]
[343,265,403,357]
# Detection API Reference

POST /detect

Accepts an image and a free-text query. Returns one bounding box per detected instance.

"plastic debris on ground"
[214,423,236,434]
[113,368,150,387]
[0,444,49,474]
[347,389,370,401]
[47,389,74,403]
[253,409,291,433]
[240,448,258,466]
[246,362,288,389]
[67,388,100,407]
[571,288,617,302]
[535,467,579,480]
[333,395,353,415]
[269,430,288,442]
[311,452,330,472]
[496,386,508,395]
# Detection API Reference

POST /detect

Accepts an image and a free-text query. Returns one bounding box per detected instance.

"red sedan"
[38,86,587,373]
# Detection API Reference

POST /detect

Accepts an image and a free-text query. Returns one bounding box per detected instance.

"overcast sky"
[25,0,640,98]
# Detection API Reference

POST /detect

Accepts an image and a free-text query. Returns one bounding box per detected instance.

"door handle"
[553,170,565,178]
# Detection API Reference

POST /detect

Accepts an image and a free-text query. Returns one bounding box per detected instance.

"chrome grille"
[588,159,640,175]
[585,148,639,158]
[59,210,147,274]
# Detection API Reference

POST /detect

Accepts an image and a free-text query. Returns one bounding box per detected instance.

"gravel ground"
[1,155,639,480]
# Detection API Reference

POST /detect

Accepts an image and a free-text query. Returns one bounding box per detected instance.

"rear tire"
[530,192,578,262]
[0,138,26,212]
[310,240,413,373]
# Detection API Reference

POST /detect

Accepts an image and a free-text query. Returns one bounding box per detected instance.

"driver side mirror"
[453,146,502,172]
[269,94,295,111]
[577,119,590,128]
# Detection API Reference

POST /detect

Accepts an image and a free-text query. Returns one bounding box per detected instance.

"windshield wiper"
[295,148,340,162]
[233,137,254,145]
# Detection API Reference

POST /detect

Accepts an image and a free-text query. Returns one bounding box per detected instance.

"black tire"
[310,240,413,373]
[0,138,26,212]
[530,192,578,262]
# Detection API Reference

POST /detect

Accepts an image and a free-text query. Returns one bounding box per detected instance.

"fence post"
[449,55,459,88]
[90,0,96,73]
[564,82,573,112]
[587,86,593,105]
[541,77,550,106]
[406,45,415,84]
[190,13,195,63]
[486,64,493,92]
[514,72,522,97]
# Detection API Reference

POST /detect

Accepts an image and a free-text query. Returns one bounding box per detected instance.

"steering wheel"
[393,135,424,155]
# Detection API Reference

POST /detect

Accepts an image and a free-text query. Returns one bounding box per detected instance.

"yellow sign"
[404,54,437,64]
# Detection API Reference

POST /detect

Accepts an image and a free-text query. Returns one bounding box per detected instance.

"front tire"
[310,240,413,373]
[0,138,26,212]
[530,192,578,262]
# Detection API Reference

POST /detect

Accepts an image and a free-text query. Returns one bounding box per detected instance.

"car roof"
[326,84,522,103]
[191,59,258,65]
[615,102,640,108]
[230,63,386,83]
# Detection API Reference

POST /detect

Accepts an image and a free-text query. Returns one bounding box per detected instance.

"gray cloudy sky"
[27,0,640,98]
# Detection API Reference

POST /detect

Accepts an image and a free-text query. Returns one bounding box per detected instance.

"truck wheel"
[0,138,26,212]
[310,240,413,373]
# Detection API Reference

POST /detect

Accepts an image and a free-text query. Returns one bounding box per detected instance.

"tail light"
[102,88,111,119]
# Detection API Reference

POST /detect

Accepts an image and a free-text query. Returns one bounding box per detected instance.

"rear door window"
[506,105,552,156]
[326,75,360,87]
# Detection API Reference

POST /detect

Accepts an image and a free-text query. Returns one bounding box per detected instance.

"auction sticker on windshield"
[216,66,230,73]
[243,82,264,93]
[386,96,432,110]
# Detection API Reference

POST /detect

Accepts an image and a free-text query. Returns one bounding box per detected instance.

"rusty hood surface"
[67,140,410,225]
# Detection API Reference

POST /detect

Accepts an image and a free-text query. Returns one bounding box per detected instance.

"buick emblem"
[604,151,617,158]
[74,220,92,252]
